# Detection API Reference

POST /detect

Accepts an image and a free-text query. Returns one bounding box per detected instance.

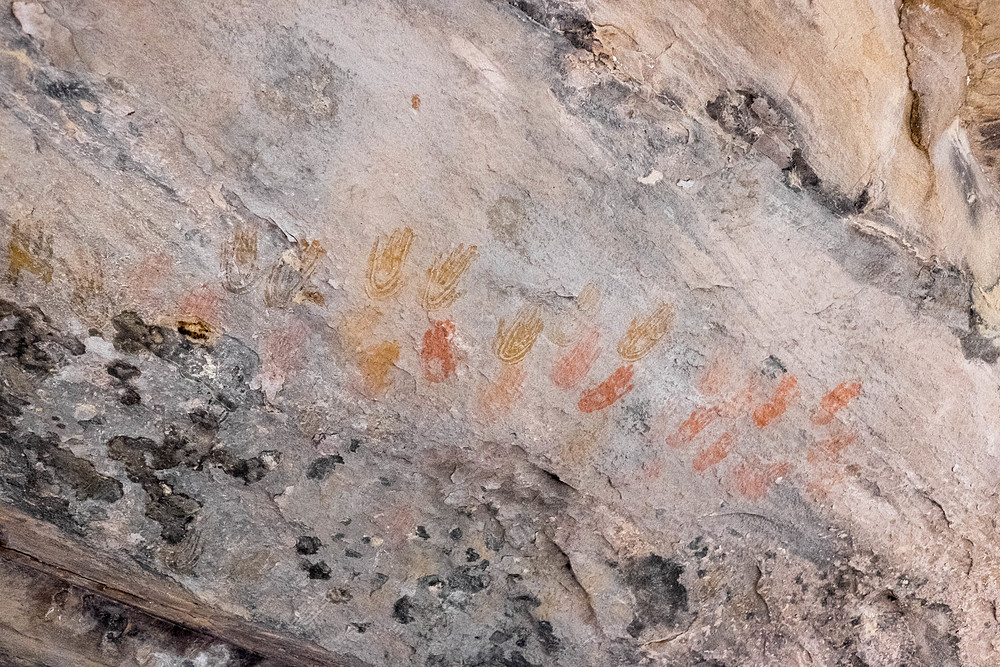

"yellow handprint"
[366,226,414,300]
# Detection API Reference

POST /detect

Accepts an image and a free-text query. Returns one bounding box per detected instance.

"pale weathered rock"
[1,0,1000,665]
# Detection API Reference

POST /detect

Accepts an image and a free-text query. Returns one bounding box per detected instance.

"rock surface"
[1,0,1000,664]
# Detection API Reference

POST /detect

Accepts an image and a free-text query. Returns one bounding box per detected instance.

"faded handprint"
[546,282,601,347]
[221,221,260,293]
[263,239,326,307]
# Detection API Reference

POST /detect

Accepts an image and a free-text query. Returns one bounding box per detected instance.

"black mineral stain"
[416,525,430,540]
[956,328,1000,364]
[951,146,983,225]
[345,548,362,558]
[506,0,596,50]
[306,454,343,481]
[296,535,322,555]
[393,595,414,624]
[449,526,463,540]
[761,355,787,378]
[111,311,262,410]
[706,90,869,217]
[466,547,481,562]
[623,554,688,638]
[304,560,331,580]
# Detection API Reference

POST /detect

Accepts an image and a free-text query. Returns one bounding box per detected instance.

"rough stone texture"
[2,0,1000,665]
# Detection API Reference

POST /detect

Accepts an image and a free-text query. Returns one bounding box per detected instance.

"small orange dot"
[411,94,421,111]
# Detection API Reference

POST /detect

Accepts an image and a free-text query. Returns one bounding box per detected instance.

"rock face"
[1,0,1000,665]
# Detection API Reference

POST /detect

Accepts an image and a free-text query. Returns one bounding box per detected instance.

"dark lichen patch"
[304,560,332,580]
[106,360,141,382]
[449,527,463,540]
[619,399,652,435]
[106,435,203,544]
[296,535,322,555]
[466,547,481,562]
[0,432,122,531]
[306,454,343,480]
[207,448,280,484]
[534,620,561,654]
[371,572,389,594]
[106,360,142,405]
[187,408,220,431]
[345,548,362,558]
[393,595,415,624]
[0,299,85,375]
[623,554,688,638]
[111,311,262,410]
[416,525,431,540]
[40,77,95,103]
[106,429,276,543]
[111,311,169,356]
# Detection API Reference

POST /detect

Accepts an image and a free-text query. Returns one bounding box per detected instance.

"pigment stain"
[478,363,526,422]
[578,364,635,413]
[7,222,54,284]
[692,431,736,472]
[360,340,400,394]
[806,432,857,465]
[812,380,862,425]
[752,375,798,428]
[667,406,719,448]
[550,327,600,389]
[733,461,791,500]
[421,320,457,383]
